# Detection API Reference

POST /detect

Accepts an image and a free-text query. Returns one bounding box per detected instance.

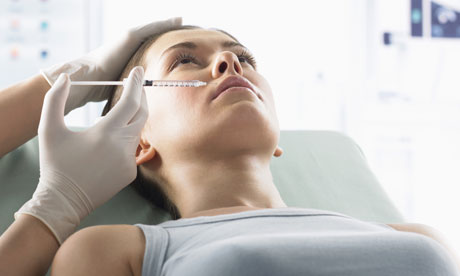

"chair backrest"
[0,129,405,234]
[271,130,405,223]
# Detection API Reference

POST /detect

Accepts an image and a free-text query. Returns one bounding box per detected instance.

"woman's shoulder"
[52,224,145,276]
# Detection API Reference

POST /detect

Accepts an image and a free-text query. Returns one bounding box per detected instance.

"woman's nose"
[212,52,243,78]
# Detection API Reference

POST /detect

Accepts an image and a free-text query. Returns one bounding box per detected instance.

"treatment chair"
[0,129,406,274]
[0,128,406,234]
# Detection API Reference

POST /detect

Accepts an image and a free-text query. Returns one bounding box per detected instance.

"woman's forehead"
[149,29,236,58]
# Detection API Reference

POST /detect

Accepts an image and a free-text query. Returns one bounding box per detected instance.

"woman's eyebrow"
[160,40,247,58]
[221,40,246,49]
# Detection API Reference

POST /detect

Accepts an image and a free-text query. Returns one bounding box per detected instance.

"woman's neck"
[164,154,287,219]
[182,206,270,218]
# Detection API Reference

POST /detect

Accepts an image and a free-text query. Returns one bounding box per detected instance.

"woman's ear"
[273,146,283,157]
[136,136,157,165]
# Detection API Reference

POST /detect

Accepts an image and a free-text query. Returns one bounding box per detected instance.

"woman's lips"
[211,76,261,101]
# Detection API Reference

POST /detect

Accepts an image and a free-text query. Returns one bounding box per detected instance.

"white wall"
[353,0,460,253]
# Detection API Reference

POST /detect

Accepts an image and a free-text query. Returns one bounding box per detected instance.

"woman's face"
[140,28,280,165]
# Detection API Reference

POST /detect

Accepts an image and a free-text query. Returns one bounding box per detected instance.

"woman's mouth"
[211,76,261,101]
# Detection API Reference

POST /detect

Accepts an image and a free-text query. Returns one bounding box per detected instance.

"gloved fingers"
[125,87,149,134]
[103,66,144,127]
[129,17,183,42]
[38,73,70,137]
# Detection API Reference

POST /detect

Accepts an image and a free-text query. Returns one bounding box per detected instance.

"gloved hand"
[15,66,148,245]
[41,17,181,115]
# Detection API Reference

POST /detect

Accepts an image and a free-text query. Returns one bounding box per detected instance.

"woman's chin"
[218,100,268,126]
[207,103,275,143]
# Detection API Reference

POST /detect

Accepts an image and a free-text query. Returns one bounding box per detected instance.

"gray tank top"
[135,207,459,276]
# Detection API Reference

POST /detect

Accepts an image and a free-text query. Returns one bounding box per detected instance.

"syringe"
[70,79,207,87]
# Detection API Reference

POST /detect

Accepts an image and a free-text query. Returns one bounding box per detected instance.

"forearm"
[0,75,50,157]
[0,214,59,276]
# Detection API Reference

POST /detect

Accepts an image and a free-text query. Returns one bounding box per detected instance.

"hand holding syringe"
[71,79,207,87]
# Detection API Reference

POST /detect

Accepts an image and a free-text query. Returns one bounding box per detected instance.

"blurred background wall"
[1,0,459,251]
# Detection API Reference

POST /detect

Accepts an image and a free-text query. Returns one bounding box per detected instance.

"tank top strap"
[135,224,169,276]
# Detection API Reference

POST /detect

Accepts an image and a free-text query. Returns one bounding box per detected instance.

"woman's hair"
[101,25,241,220]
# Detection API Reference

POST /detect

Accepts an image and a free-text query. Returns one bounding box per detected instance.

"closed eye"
[170,50,258,71]
[169,53,198,71]
[235,49,257,69]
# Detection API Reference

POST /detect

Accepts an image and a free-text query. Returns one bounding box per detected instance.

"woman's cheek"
[144,93,167,125]
[252,74,278,118]
[252,74,273,100]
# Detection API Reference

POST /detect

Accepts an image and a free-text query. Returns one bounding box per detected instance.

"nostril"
[234,63,240,73]
[219,62,227,73]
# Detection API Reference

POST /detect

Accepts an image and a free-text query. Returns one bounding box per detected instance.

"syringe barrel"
[122,79,206,87]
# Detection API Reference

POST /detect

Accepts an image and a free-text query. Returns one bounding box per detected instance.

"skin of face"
[135,28,287,218]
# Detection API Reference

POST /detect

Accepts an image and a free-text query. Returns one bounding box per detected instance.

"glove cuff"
[14,177,92,245]
[39,69,54,87]
[14,211,71,246]
[15,198,78,245]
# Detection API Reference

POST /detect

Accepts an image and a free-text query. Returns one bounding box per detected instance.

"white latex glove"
[15,66,148,245]
[41,17,182,115]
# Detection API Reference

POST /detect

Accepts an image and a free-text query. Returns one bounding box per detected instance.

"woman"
[100,24,286,220]
[1,20,459,276]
